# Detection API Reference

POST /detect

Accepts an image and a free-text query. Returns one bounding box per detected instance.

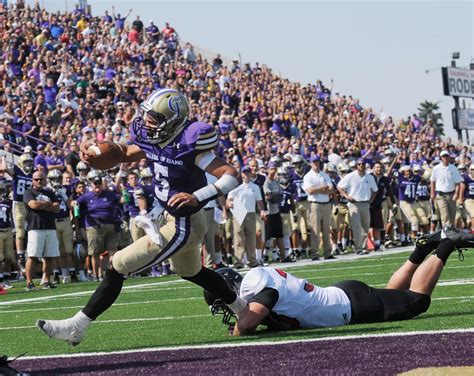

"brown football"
[86,141,125,170]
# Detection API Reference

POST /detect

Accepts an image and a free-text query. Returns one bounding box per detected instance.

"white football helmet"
[276,167,289,185]
[76,161,89,173]
[132,89,190,144]
[18,154,34,174]
[47,169,63,188]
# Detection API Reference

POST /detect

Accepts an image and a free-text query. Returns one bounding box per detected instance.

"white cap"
[440,150,449,157]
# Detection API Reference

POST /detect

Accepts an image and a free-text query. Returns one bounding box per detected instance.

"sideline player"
[205,227,473,335]
[37,89,247,345]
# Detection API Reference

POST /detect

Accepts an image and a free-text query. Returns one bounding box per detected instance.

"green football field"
[1,250,473,357]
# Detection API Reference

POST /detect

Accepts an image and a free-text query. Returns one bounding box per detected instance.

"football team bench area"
[1,249,473,375]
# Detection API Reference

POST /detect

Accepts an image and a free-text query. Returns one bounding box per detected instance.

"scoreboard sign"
[442,67,474,98]
[454,108,474,130]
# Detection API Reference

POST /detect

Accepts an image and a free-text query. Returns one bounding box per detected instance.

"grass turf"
[0,251,473,356]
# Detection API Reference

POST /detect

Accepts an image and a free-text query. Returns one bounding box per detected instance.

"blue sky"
[32,0,473,140]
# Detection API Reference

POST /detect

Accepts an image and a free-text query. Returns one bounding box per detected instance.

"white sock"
[227,296,247,316]
[342,238,347,248]
[256,249,262,261]
[284,248,291,258]
[283,235,291,250]
[214,252,223,264]
[61,268,68,276]
[76,310,93,325]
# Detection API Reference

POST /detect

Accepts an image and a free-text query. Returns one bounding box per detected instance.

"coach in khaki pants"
[337,158,378,255]
[430,151,463,226]
[302,155,334,260]
[227,166,266,268]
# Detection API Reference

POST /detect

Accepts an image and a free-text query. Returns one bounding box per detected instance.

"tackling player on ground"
[205,227,473,335]
[37,89,248,345]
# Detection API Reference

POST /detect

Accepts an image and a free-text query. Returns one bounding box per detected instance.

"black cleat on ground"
[442,226,474,249]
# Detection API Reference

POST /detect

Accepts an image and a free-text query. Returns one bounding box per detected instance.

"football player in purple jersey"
[37,88,247,346]
[0,154,33,272]
[398,165,429,240]
[459,164,474,232]
[0,182,14,289]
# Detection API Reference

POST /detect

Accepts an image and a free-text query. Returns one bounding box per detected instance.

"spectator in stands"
[23,170,60,290]
[112,6,132,31]
[34,144,47,172]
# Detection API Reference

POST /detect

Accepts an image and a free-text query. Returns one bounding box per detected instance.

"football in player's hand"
[86,142,125,170]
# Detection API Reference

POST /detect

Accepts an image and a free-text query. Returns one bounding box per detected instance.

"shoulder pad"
[240,267,271,301]
[185,122,218,152]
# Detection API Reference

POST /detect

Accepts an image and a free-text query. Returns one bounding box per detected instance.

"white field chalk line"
[0,314,209,331]
[0,297,203,314]
[2,270,472,307]
[1,294,472,315]
[14,328,474,361]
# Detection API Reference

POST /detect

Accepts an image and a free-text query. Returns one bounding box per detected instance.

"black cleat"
[442,226,474,249]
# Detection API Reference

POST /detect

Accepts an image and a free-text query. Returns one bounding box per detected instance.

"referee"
[23,170,60,290]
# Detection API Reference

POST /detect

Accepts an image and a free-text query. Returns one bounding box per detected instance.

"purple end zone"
[14,332,474,375]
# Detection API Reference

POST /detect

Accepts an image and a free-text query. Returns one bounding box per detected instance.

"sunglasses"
[33,178,45,181]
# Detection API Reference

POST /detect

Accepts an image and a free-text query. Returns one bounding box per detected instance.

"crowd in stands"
[0,1,472,291]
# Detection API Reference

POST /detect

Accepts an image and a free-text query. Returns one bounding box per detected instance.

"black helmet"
[203,268,243,325]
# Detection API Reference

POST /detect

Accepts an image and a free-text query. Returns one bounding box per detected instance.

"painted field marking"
[2,273,473,308]
[0,297,203,314]
[0,313,210,331]
[1,293,472,315]
[14,328,474,361]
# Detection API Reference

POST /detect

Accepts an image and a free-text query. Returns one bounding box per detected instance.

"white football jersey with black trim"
[240,267,352,328]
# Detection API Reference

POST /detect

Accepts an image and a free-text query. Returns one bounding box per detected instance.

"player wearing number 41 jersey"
[398,166,429,238]
[37,88,248,346]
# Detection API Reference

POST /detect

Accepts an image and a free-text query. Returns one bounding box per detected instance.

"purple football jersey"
[130,121,218,216]
[0,199,13,228]
[398,174,420,202]
[416,180,430,201]
[290,170,308,202]
[463,174,474,199]
[280,183,296,214]
[12,166,33,202]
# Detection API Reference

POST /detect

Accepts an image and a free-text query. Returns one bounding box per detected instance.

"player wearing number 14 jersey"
[398,165,429,238]
[37,89,249,346]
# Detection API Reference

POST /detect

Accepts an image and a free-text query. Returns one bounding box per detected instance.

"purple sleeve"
[76,192,88,205]
[185,122,218,154]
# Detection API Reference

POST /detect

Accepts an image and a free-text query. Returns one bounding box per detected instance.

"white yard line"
[0,313,209,331]
[1,294,472,315]
[0,296,203,314]
[14,328,474,361]
[2,262,472,307]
